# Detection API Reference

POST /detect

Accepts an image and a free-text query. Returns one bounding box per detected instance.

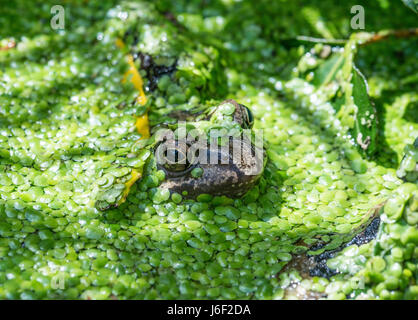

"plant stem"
[290,28,418,46]
[361,28,418,45]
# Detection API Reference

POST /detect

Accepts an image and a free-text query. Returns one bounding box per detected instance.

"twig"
[290,28,418,47]
[295,35,347,45]
[360,28,418,46]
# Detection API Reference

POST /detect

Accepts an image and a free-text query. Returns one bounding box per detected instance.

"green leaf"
[306,34,378,156]
[349,66,378,156]
[401,0,418,14]
[313,53,345,86]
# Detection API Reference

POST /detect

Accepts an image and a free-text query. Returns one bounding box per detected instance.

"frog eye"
[242,105,254,129]
[156,140,199,177]
[236,104,254,129]
[162,146,190,172]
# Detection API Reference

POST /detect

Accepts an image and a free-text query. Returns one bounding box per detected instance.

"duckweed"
[0,0,417,300]
[191,167,203,178]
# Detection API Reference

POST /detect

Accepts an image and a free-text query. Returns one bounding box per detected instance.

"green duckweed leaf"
[313,52,345,87]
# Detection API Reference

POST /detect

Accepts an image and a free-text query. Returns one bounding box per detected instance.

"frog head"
[155,100,265,198]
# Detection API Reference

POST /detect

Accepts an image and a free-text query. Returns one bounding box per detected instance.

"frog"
[95,24,263,210]
[154,99,266,198]
[94,97,265,211]
[122,27,266,199]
